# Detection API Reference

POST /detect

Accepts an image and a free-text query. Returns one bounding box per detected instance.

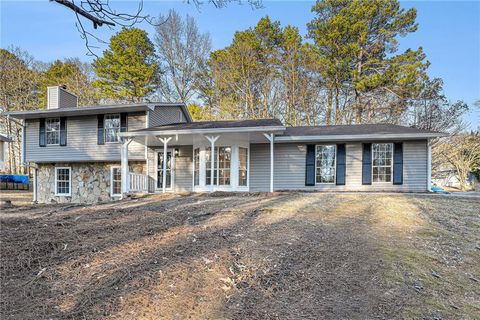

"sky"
[1,0,479,128]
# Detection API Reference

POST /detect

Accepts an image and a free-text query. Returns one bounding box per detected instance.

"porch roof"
[120,119,286,137]
[275,124,446,141]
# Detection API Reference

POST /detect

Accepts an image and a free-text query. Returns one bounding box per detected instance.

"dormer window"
[46,118,60,145]
[104,114,121,143]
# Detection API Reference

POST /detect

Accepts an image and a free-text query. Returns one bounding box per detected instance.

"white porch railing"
[129,173,149,193]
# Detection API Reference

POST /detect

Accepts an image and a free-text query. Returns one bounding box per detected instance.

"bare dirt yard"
[1,192,479,319]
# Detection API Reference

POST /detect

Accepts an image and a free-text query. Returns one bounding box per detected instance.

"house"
[0,133,13,172]
[6,86,445,203]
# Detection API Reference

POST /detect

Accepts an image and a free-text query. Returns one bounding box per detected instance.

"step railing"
[129,173,149,193]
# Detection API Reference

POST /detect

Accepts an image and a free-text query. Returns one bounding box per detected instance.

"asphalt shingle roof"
[136,119,284,131]
[280,124,442,136]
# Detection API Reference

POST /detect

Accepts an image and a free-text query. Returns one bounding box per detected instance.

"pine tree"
[93,28,159,103]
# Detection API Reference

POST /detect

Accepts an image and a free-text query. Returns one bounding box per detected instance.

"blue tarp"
[0,175,29,184]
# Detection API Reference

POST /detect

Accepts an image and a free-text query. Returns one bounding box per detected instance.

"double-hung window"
[205,147,218,185]
[238,147,248,186]
[104,114,121,143]
[55,167,71,196]
[111,166,122,196]
[315,145,336,183]
[372,143,393,182]
[218,147,231,185]
[193,148,200,186]
[206,147,231,186]
[46,118,60,145]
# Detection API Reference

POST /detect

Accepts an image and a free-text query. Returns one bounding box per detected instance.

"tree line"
[1,0,478,188]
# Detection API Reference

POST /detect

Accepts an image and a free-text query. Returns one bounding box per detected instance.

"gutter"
[274,132,447,142]
[118,125,287,137]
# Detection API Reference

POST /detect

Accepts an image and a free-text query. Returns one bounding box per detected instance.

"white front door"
[156,150,174,190]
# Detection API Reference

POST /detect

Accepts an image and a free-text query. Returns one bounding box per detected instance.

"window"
[206,147,231,186]
[206,147,218,185]
[372,143,393,182]
[46,118,60,145]
[218,147,231,185]
[193,148,200,186]
[104,114,121,143]
[55,167,71,196]
[111,167,121,196]
[315,145,336,183]
[238,147,248,186]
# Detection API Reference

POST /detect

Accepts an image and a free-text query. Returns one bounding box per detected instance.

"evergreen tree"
[93,28,159,103]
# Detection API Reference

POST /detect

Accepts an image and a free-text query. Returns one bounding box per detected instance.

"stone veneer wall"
[36,161,145,204]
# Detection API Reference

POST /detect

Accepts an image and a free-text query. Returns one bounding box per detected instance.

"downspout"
[427,139,432,192]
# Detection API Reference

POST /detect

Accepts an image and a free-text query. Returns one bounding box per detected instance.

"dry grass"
[1,192,478,319]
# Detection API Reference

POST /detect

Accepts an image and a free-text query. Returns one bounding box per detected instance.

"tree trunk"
[326,87,333,125]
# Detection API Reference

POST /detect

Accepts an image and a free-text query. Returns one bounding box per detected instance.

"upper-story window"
[372,143,393,183]
[46,118,60,145]
[105,114,121,143]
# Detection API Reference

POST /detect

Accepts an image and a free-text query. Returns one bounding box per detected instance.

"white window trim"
[46,118,60,146]
[193,144,249,192]
[371,143,394,184]
[110,166,121,197]
[55,166,71,196]
[315,144,337,185]
[104,113,121,144]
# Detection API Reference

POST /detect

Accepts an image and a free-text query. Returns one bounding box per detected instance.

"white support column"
[158,137,172,193]
[263,133,275,192]
[427,139,432,192]
[121,138,133,197]
[205,135,219,192]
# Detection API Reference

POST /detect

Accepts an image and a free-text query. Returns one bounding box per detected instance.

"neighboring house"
[433,169,475,189]
[0,133,12,172]
[6,86,445,204]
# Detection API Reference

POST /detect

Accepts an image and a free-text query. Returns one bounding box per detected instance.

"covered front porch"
[118,120,285,196]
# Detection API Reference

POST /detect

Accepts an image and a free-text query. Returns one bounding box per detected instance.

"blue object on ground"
[431,186,450,194]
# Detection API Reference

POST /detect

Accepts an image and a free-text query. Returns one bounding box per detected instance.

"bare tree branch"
[52,0,115,28]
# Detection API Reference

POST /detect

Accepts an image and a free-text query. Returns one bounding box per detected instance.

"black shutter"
[393,142,403,185]
[305,144,316,186]
[97,114,104,145]
[336,144,346,185]
[362,143,372,185]
[120,113,128,132]
[59,117,67,146]
[39,118,46,147]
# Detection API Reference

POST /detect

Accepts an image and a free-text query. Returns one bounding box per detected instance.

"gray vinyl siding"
[174,146,193,192]
[48,87,77,109]
[25,112,146,162]
[249,141,428,192]
[145,146,193,192]
[148,106,187,127]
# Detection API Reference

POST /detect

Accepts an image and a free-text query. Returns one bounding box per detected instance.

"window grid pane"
[56,168,70,195]
[112,167,121,195]
[316,145,336,183]
[194,148,200,186]
[205,147,218,185]
[372,143,393,182]
[104,114,121,143]
[238,147,248,186]
[218,147,231,185]
[46,118,60,145]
